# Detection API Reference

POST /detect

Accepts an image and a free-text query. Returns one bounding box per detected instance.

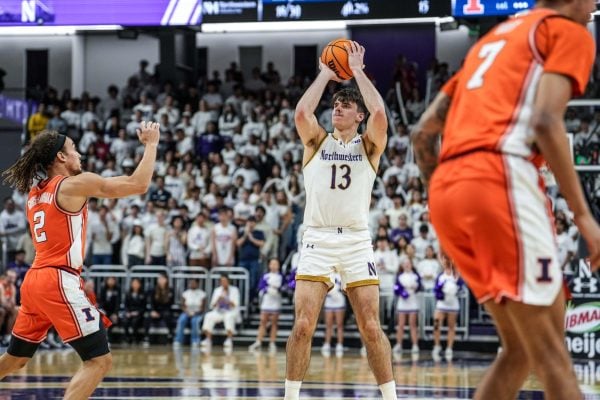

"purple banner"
[0,95,37,126]
[0,0,202,26]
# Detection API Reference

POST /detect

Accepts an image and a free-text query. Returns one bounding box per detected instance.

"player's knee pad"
[69,324,110,361]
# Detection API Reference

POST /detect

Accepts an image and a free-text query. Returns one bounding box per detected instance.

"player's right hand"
[319,60,343,82]
[137,121,160,146]
[575,213,600,271]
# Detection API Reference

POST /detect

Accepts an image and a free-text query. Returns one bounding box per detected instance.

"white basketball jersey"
[303,134,376,229]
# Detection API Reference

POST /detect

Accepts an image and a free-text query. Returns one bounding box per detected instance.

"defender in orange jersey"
[0,122,160,400]
[413,1,600,399]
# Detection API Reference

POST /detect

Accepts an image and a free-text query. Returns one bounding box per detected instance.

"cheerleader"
[432,253,464,361]
[321,273,346,357]
[393,258,422,356]
[248,259,283,353]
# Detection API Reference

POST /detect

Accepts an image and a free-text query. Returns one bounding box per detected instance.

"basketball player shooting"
[0,121,160,400]
[412,1,600,399]
[284,41,397,400]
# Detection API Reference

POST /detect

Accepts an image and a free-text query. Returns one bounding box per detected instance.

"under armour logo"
[306,243,315,249]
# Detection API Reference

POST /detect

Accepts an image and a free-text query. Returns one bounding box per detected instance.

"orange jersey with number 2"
[27,175,88,272]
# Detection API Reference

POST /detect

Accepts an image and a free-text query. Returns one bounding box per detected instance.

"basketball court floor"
[1,346,599,399]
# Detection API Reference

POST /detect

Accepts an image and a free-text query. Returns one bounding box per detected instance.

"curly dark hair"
[332,87,367,114]
[2,130,65,192]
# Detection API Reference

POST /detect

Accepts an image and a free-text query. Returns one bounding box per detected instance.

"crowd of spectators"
[0,53,592,347]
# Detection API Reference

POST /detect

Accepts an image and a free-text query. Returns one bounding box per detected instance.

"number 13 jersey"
[440,8,595,165]
[302,133,376,230]
[27,175,88,272]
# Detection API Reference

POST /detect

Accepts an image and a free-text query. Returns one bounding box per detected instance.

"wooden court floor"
[0,345,599,399]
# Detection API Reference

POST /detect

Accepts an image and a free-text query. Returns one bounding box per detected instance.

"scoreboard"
[202,0,452,23]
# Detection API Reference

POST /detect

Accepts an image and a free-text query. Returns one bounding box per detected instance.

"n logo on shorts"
[367,262,377,277]
[81,307,96,322]
[536,258,553,283]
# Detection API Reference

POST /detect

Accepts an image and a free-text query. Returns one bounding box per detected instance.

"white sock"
[284,379,302,400]
[379,380,397,400]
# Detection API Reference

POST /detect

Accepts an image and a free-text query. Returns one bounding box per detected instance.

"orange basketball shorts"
[429,151,562,306]
[13,267,111,343]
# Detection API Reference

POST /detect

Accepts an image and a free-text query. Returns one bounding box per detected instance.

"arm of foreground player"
[61,121,160,199]
[411,92,451,186]
[533,73,600,270]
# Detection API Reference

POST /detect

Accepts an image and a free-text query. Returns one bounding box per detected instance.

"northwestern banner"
[0,0,202,26]
[566,258,600,359]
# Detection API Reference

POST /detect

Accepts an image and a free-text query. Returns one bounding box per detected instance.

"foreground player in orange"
[0,121,159,400]
[413,1,600,399]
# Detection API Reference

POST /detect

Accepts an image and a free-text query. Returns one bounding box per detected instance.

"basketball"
[320,38,354,81]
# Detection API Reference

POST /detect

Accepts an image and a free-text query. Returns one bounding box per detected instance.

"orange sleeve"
[535,17,595,97]
[440,69,462,98]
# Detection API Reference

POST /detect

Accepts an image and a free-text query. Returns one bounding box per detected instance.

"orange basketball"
[320,38,354,81]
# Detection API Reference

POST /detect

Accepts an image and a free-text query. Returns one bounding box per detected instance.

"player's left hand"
[345,41,365,72]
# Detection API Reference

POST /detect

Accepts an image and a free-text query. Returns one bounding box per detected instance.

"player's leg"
[334,309,344,347]
[502,291,581,400]
[0,335,40,378]
[257,312,268,342]
[285,280,328,392]
[346,285,394,385]
[473,300,531,400]
[323,310,334,353]
[64,329,112,400]
[446,312,457,351]
[408,313,418,348]
[269,313,279,344]
[432,311,444,348]
[395,313,406,351]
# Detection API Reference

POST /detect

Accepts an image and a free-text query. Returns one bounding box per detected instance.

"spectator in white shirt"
[218,104,241,138]
[164,165,185,203]
[145,210,168,266]
[416,246,441,291]
[373,237,400,293]
[123,220,146,267]
[233,189,255,226]
[201,275,240,353]
[187,213,212,267]
[156,95,180,125]
[126,110,144,139]
[192,100,214,135]
[174,279,206,347]
[175,112,196,137]
[0,198,26,263]
[411,224,434,262]
[233,156,260,190]
[90,205,119,265]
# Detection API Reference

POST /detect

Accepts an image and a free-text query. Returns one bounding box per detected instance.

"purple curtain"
[350,24,436,94]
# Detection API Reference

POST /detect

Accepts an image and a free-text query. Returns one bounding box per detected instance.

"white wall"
[435,25,476,74]
[197,29,348,82]
[83,33,160,97]
[0,35,72,95]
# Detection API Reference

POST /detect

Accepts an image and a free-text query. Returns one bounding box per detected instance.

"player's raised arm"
[294,63,338,147]
[61,121,160,199]
[346,42,387,156]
